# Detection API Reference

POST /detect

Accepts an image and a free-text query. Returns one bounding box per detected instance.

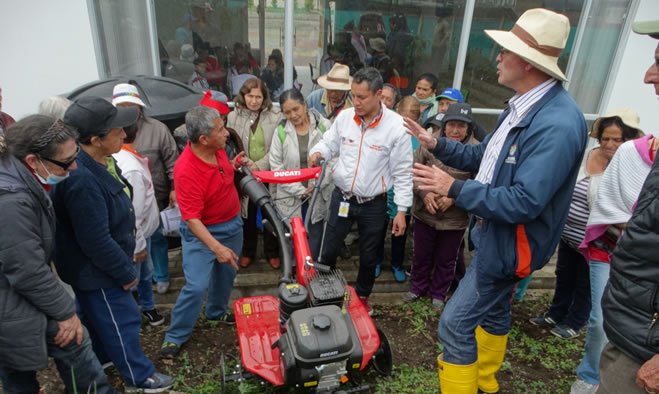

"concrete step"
[153,237,557,306]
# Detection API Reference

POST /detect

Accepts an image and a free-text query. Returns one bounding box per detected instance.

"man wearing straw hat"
[596,19,659,394]
[306,63,353,123]
[406,8,587,393]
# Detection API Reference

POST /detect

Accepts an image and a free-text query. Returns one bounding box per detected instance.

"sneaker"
[402,291,419,303]
[210,313,236,325]
[432,299,445,312]
[529,313,557,327]
[156,281,169,295]
[392,266,406,283]
[159,341,181,359]
[142,309,165,327]
[359,296,373,316]
[125,372,175,393]
[551,324,579,339]
[570,379,599,394]
[375,264,381,278]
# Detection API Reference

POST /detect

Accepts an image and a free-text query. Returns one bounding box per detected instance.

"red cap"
[199,90,229,115]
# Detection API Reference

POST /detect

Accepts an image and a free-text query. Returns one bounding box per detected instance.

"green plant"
[304,0,313,10]
[271,0,278,8]
[373,363,439,394]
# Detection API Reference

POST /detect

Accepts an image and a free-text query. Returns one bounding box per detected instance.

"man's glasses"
[41,145,80,170]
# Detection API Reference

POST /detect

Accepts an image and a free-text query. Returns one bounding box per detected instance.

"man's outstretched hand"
[404,117,436,150]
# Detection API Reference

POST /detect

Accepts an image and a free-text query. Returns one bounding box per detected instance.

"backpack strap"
[278,124,286,145]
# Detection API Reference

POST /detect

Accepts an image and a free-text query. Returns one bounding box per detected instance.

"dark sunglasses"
[41,145,80,170]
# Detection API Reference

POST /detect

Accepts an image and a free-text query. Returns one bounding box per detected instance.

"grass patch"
[372,363,439,394]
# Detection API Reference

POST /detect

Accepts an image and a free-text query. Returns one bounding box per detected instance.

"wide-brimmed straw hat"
[317,64,352,91]
[589,108,643,139]
[485,8,570,82]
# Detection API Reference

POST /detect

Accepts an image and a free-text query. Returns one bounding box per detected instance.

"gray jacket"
[135,116,179,210]
[602,155,659,364]
[0,153,76,370]
[269,109,334,224]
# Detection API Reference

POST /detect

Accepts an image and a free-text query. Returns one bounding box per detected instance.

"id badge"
[338,201,350,218]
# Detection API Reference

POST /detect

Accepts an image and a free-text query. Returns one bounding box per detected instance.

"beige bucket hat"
[317,63,353,91]
[590,108,643,139]
[485,8,570,82]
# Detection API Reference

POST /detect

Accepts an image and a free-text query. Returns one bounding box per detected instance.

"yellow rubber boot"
[475,325,509,394]
[437,354,478,394]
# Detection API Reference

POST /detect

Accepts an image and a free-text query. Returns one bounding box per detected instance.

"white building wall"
[603,0,659,135]
[0,0,100,120]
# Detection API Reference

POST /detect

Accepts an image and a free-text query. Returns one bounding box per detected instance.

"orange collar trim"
[352,105,384,130]
[122,145,143,158]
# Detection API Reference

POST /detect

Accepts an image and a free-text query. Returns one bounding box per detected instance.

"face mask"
[35,159,70,185]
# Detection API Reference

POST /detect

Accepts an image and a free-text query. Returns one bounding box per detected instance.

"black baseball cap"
[442,103,473,124]
[423,112,446,128]
[64,96,138,138]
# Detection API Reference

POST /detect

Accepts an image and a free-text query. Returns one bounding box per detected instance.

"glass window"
[154,0,256,98]
[91,0,157,77]
[461,1,586,111]
[304,1,466,99]
[566,0,633,113]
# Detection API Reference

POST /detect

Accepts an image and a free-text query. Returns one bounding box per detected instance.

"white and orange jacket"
[310,104,413,211]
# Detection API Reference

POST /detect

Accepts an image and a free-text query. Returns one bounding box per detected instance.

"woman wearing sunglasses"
[0,116,118,393]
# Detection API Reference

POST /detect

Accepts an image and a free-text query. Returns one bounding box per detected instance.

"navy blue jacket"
[432,83,587,280]
[51,149,137,290]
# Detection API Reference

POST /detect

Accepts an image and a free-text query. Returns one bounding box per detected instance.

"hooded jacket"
[433,83,587,280]
[0,150,75,370]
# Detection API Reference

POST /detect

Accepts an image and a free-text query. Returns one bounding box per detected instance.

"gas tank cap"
[312,314,331,330]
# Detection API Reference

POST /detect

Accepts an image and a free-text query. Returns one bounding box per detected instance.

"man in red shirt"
[160,106,245,358]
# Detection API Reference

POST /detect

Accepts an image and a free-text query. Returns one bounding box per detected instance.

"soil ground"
[28,290,584,394]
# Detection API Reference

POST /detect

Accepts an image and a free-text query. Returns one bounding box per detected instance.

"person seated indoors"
[189,57,211,89]
[195,41,225,90]
[261,55,285,100]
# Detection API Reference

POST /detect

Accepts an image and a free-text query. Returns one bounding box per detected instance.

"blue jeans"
[0,320,118,394]
[134,238,155,311]
[165,215,243,345]
[576,260,610,385]
[437,224,517,364]
[150,227,170,283]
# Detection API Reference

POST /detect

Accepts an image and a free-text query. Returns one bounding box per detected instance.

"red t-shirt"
[174,143,240,225]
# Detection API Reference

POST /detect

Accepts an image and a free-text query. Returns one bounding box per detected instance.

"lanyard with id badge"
[339,199,350,218]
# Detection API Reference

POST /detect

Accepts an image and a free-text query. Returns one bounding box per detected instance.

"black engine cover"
[284,305,354,368]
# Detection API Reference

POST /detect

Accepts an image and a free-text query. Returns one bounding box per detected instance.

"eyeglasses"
[498,47,511,57]
[41,145,80,170]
